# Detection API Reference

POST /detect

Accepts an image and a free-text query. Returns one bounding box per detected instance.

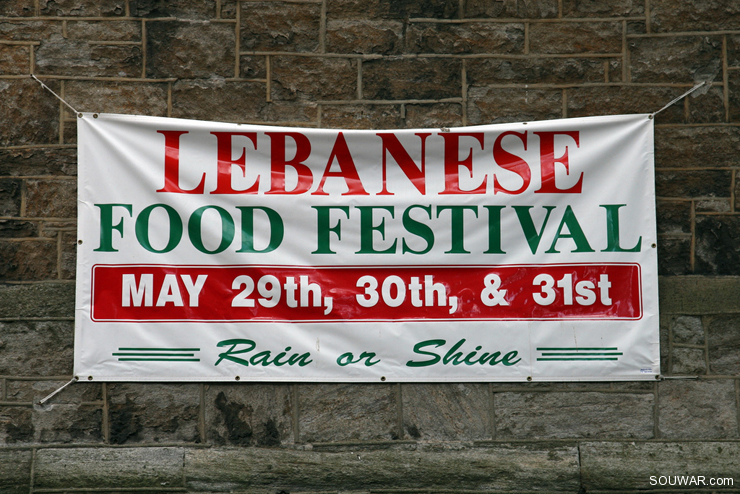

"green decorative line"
[114,347,201,362]
[536,347,621,362]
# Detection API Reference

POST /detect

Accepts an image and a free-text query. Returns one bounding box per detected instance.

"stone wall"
[1,0,739,492]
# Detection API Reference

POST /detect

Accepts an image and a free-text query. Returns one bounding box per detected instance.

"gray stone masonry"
[1,0,740,491]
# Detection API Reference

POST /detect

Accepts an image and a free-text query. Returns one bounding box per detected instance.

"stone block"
[107,383,201,444]
[0,79,60,147]
[529,22,622,55]
[66,20,141,41]
[670,316,705,345]
[0,19,62,41]
[659,315,669,371]
[321,104,403,129]
[64,81,168,117]
[650,0,740,32]
[0,220,38,238]
[35,35,142,77]
[60,230,76,279]
[655,126,740,169]
[657,237,689,275]
[670,347,707,375]
[39,0,125,16]
[656,201,691,235]
[0,1,35,16]
[696,197,732,213]
[363,58,461,100]
[658,379,738,439]
[0,44,30,75]
[629,36,722,84]
[402,383,490,441]
[241,1,321,53]
[239,55,266,79]
[689,85,726,124]
[33,404,104,444]
[0,321,73,376]
[464,0,558,18]
[567,86,684,124]
[298,384,399,442]
[466,57,607,85]
[707,315,740,375]
[326,20,403,54]
[562,0,644,17]
[0,282,75,318]
[24,179,76,219]
[171,80,266,122]
[0,179,22,217]
[205,384,294,446]
[271,56,357,101]
[655,170,732,198]
[34,447,185,489]
[659,276,740,315]
[405,103,463,128]
[146,21,235,78]
[494,391,654,439]
[327,0,459,20]
[467,86,562,124]
[185,445,580,491]
[405,22,524,54]
[0,449,32,494]
[695,215,740,275]
[0,407,33,444]
[581,441,740,490]
[130,0,217,19]
[5,380,102,404]
[0,147,77,176]
[0,239,58,281]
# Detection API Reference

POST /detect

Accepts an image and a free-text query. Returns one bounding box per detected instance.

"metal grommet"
[527,376,532,382]
[93,113,99,118]
[235,376,240,381]
[380,376,386,382]
[87,376,93,381]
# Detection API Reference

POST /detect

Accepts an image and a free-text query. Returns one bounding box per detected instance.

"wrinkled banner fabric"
[74,113,659,382]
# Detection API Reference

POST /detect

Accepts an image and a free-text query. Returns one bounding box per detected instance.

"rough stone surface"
[271,56,357,101]
[24,178,76,218]
[39,0,126,16]
[321,104,403,129]
[64,81,168,116]
[402,383,490,441]
[529,22,622,54]
[695,215,740,275]
[327,0,459,20]
[655,169,732,199]
[0,45,30,75]
[581,441,740,490]
[467,57,607,85]
[658,379,738,439]
[185,445,581,491]
[629,36,722,83]
[568,86,685,123]
[404,103,463,128]
[205,384,294,446]
[670,316,705,345]
[495,391,654,439]
[299,384,399,442]
[405,22,524,54]
[32,404,103,444]
[467,86,562,124]
[362,58,461,100]
[650,0,740,32]
[0,321,74,376]
[241,1,321,53]
[107,383,200,444]
[0,407,33,444]
[171,80,266,122]
[660,126,740,168]
[671,347,708,375]
[5,379,102,404]
[0,1,35,17]
[326,20,403,54]
[0,282,75,318]
[0,147,77,176]
[659,276,740,315]
[0,239,58,281]
[0,219,38,238]
[656,201,691,235]
[0,79,60,147]
[707,315,740,375]
[465,0,558,18]
[130,0,217,19]
[35,35,142,77]
[0,179,22,217]
[0,449,32,493]
[147,21,234,79]
[34,447,185,489]
[562,0,644,17]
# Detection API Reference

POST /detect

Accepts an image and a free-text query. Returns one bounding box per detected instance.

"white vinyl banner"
[75,113,660,382]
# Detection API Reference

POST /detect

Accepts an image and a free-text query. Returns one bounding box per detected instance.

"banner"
[74,113,660,382]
